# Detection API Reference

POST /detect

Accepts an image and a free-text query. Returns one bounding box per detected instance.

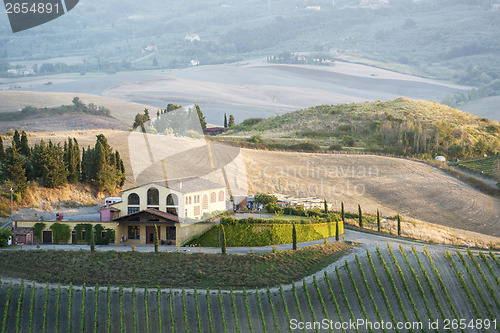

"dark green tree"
[220,225,227,255]
[0,136,4,161]
[33,140,68,188]
[335,221,339,241]
[3,142,27,195]
[377,209,381,232]
[115,151,125,187]
[65,137,80,183]
[254,192,278,205]
[0,228,12,247]
[166,103,182,112]
[20,131,30,157]
[292,223,297,250]
[397,214,402,236]
[154,224,159,253]
[228,114,235,127]
[224,113,228,128]
[80,135,124,192]
[323,198,328,214]
[341,201,345,224]
[358,204,363,228]
[12,129,20,148]
[195,104,207,132]
[90,225,95,252]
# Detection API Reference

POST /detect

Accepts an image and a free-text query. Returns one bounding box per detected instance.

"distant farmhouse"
[7,68,34,77]
[185,34,200,42]
[16,177,227,246]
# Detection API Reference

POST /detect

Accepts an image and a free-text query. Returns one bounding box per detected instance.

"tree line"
[0,130,125,196]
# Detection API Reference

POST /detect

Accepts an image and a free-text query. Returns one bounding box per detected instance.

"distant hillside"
[223,98,500,159]
[0,97,111,122]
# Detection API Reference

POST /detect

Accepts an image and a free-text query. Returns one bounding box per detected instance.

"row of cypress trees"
[0,130,125,195]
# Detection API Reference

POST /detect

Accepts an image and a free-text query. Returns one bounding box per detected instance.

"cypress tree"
[3,142,27,195]
[81,147,87,182]
[358,204,363,228]
[66,138,79,183]
[323,198,328,214]
[194,104,207,132]
[335,221,339,241]
[220,225,227,255]
[119,159,125,187]
[397,214,402,236]
[115,151,125,187]
[292,223,297,250]
[377,209,381,232]
[74,139,81,180]
[224,113,228,128]
[0,136,4,161]
[90,225,95,252]
[12,129,20,148]
[40,141,68,188]
[20,131,30,157]
[154,225,159,253]
[341,201,345,224]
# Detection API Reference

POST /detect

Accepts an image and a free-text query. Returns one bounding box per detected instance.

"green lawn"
[0,242,354,288]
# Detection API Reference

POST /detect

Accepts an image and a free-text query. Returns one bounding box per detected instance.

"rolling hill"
[224,98,500,160]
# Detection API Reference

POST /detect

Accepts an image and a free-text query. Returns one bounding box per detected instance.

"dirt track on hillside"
[242,149,500,238]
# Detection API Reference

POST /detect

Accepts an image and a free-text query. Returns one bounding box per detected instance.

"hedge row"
[187,222,344,247]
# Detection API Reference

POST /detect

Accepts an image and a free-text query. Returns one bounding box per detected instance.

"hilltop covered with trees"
[0,130,125,197]
[0,97,112,122]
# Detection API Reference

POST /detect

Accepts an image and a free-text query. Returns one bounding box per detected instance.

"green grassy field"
[0,242,353,288]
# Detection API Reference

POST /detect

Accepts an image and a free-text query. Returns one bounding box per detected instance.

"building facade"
[16,177,227,246]
[111,177,228,221]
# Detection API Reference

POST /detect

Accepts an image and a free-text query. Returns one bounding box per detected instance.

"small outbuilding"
[11,227,34,245]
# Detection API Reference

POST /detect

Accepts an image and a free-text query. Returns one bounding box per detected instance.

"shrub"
[33,222,46,242]
[248,135,263,144]
[50,222,71,244]
[254,193,277,205]
[187,221,344,247]
[0,228,12,247]
[292,142,320,152]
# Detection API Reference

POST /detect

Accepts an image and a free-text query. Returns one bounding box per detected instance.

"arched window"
[147,188,159,205]
[167,193,178,206]
[210,192,216,203]
[218,190,224,202]
[202,194,208,210]
[128,193,140,205]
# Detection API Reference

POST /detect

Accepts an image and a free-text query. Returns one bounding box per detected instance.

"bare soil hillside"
[242,149,500,237]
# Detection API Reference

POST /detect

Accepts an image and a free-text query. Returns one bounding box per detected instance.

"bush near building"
[186,216,344,247]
